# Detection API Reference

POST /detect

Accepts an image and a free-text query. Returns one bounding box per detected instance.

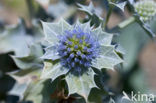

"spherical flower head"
[57,26,99,71]
[134,0,156,22]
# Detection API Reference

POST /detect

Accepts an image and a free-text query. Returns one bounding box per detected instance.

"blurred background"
[0,0,156,103]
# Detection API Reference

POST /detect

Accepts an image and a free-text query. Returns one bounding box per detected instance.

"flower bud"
[134,0,156,22]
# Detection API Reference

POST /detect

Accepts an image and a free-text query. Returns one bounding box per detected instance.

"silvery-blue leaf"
[12,44,43,70]
[8,68,41,100]
[41,46,60,60]
[77,2,103,20]
[65,68,96,102]
[75,20,92,31]
[92,46,123,70]
[8,82,29,100]
[8,67,55,103]
[92,26,113,45]
[77,2,94,16]
[0,24,30,55]
[41,18,72,45]
[109,1,127,12]
[41,61,69,81]
[24,79,56,103]
[115,44,126,55]
[0,21,44,56]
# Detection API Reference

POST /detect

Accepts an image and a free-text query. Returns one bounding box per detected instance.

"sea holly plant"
[78,1,127,29]
[118,0,156,39]
[134,0,156,22]
[8,43,61,103]
[41,18,123,102]
[133,0,156,39]
[0,20,44,56]
[1,0,156,103]
[8,44,44,99]
[77,2,103,27]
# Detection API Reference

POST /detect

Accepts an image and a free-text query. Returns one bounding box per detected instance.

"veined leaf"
[8,68,42,100]
[12,44,43,70]
[77,2,103,27]
[65,68,96,101]
[0,21,44,56]
[41,61,69,81]
[24,79,57,103]
[41,18,72,45]
[92,26,113,46]
[92,46,123,70]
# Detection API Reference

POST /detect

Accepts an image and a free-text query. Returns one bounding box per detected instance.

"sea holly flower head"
[41,19,123,101]
[58,26,100,72]
[134,0,156,22]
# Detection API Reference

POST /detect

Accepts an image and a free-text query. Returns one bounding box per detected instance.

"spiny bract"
[134,0,156,22]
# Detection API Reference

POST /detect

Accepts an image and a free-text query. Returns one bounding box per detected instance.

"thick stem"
[127,2,156,40]
[138,23,156,41]
[118,17,135,28]
[103,5,114,30]
[26,0,35,19]
[134,15,156,40]
[118,16,156,41]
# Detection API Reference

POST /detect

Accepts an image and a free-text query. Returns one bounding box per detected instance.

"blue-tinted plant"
[118,0,156,39]
[2,0,156,103]
[41,19,123,102]
[78,1,127,29]
[134,0,156,22]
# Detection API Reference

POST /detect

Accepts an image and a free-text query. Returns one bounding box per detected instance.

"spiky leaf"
[12,44,43,70]
[77,2,103,26]
[78,2,96,16]
[41,46,60,60]
[41,61,69,80]
[92,26,113,45]
[0,23,30,55]
[92,26,123,70]
[92,46,123,70]
[8,68,41,99]
[0,21,44,56]
[41,18,71,45]
[24,79,57,103]
[109,1,127,12]
[65,68,96,101]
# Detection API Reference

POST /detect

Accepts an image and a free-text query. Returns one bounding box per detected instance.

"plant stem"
[138,21,156,40]
[127,2,156,40]
[26,0,35,19]
[118,16,135,28]
[118,15,156,40]
[103,5,114,30]
[134,15,156,40]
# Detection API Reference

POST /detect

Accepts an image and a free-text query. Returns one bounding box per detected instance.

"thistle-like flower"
[134,0,156,22]
[41,19,123,101]
[58,26,100,72]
